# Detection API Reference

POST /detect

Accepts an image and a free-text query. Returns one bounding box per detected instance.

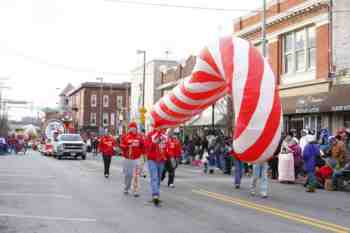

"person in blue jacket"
[303,138,321,192]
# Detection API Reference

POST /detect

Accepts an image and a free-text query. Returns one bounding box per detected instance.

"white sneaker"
[250,190,256,196]
[169,184,175,188]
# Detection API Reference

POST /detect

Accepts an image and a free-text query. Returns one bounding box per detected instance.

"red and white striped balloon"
[150,36,282,163]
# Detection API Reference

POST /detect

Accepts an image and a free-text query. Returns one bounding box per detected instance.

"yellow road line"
[200,189,350,232]
[193,189,349,233]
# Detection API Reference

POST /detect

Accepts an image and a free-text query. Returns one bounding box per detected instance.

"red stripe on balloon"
[151,111,190,128]
[199,47,222,77]
[180,83,226,101]
[169,93,199,111]
[159,101,191,119]
[235,89,281,162]
[233,46,264,140]
[190,71,222,83]
[219,37,234,87]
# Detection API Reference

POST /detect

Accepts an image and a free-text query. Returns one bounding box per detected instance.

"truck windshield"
[60,135,82,141]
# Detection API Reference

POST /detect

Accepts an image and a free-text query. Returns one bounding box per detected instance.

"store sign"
[332,105,350,111]
[296,107,320,113]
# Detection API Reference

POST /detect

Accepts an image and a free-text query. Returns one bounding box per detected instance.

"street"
[0,151,349,233]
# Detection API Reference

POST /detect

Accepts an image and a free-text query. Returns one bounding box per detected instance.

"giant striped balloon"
[150,36,282,163]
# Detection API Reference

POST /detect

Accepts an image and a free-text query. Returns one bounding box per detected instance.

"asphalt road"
[0,150,350,233]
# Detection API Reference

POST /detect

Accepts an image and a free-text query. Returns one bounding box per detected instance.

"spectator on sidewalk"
[119,122,144,197]
[303,138,320,193]
[331,135,346,171]
[332,162,350,190]
[269,135,284,180]
[300,129,309,153]
[315,159,333,189]
[288,138,303,180]
[98,130,117,178]
[223,138,233,175]
[91,135,99,156]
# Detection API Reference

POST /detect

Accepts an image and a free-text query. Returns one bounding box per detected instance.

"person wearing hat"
[98,129,117,178]
[145,125,167,205]
[303,137,320,192]
[119,122,144,196]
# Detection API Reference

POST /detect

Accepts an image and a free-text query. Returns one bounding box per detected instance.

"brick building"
[130,59,178,129]
[234,0,350,135]
[68,82,131,135]
[157,56,234,134]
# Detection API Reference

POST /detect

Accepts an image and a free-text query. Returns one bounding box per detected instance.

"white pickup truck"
[53,134,87,160]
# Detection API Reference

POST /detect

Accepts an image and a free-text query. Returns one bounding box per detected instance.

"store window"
[91,94,97,107]
[90,113,96,126]
[304,115,322,136]
[103,113,109,126]
[103,95,109,107]
[110,113,115,126]
[117,96,123,109]
[283,26,316,74]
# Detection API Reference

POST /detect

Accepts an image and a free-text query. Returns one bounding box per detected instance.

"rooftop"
[68,82,131,96]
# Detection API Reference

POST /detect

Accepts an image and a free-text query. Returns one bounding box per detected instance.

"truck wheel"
[82,155,86,160]
[57,156,62,160]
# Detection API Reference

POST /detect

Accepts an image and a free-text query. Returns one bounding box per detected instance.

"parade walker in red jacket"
[119,122,144,197]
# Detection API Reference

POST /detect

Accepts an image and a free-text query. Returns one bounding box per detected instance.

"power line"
[105,0,260,12]
[3,46,132,77]
[106,0,350,13]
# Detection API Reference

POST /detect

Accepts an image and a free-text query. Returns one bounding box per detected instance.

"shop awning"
[282,84,350,115]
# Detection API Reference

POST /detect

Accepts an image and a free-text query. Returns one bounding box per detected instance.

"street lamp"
[96,77,104,133]
[136,49,146,129]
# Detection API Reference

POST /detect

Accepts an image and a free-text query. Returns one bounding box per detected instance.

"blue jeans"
[148,160,165,197]
[9,145,16,154]
[215,153,222,169]
[234,159,244,185]
[251,162,269,196]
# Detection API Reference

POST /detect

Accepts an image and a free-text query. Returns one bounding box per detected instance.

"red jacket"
[145,130,167,162]
[98,135,116,156]
[119,132,144,160]
[166,137,182,159]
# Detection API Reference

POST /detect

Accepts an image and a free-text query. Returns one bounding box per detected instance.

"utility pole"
[262,0,267,57]
[96,77,104,134]
[136,50,146,130]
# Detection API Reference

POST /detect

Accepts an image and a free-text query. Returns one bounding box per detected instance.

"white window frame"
[116,96,123,109]
[91,94,97,107]
[282,25,316,75]
[90,112,97,126]
[103,95,109,108]
[103,112,109,126]
[110,113,115,126]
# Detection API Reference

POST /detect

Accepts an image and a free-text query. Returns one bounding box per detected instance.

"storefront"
[281,84,350,137]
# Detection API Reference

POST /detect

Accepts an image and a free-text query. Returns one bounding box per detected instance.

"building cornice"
[234,0,329,38]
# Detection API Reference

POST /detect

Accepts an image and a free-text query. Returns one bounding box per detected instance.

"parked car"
[53,134,86,160]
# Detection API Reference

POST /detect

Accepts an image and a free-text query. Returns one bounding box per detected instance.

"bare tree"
[215,96,233,136]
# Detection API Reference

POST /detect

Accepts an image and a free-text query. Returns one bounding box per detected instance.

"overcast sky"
[0,0,261,120]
